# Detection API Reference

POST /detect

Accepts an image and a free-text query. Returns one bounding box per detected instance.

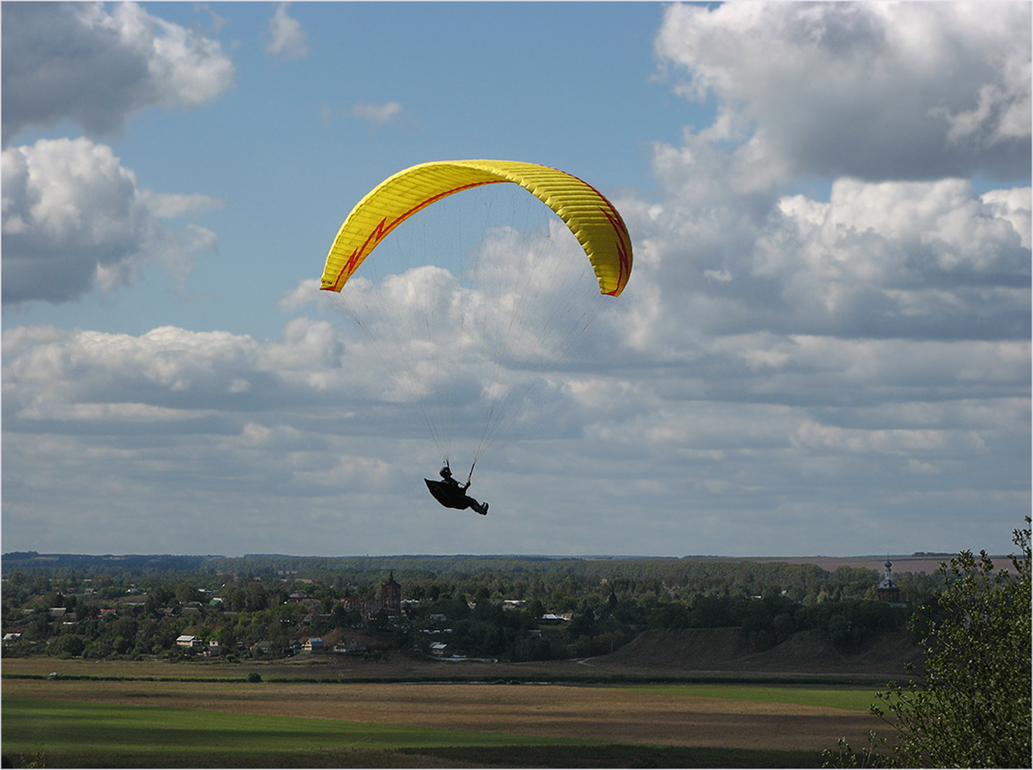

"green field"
[612,683,880,712]
[3,697,592,757]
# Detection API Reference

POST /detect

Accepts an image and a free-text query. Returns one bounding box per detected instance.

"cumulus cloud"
[1,137,221,305]
[266,3,309,59]
[635,3,1033,353]
[1,1,235,146]
[1,319,418,555]
[627,142,1030,350]
[3,305,1027,554]
[656,2,1031,181]
[1,321,406,487]
[0,322,359,476]
[767,179,1030,339]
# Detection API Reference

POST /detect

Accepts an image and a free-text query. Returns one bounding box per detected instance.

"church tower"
[877,559,901,604]
[380,572,401,614]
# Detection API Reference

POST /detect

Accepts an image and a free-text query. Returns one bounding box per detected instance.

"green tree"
[854,520,1031,767]
[175,582,200,605]
[50,634,86,658]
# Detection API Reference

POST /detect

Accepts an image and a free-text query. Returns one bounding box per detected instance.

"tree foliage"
[863,519,1031,768]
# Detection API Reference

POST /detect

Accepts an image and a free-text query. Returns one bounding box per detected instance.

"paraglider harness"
[425,463,488,515]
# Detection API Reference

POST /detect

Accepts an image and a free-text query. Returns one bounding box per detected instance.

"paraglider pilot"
[428,465,489,515]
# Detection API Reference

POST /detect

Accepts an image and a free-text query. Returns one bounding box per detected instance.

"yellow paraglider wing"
[320,160,632,297]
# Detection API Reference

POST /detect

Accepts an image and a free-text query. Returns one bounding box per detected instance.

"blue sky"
[2,2,1030,558]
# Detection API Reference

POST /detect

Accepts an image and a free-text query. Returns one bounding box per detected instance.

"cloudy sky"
[3,2,1030,558]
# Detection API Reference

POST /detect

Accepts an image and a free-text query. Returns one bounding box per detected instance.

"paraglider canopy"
[321,160,632,297]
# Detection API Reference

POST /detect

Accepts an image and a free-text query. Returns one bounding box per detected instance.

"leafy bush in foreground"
[826,519,1031,768]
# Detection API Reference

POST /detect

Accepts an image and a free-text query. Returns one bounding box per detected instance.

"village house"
[288,592,321,613]
[332,637,370,655]
[542,612,573,622]
[300,629,344,653]
[301,637,325,653]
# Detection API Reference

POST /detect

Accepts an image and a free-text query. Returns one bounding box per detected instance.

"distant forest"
[2,552,947,664]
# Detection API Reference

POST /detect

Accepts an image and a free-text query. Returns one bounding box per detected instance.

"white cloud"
[348,102,405,126]
[137,190,223,220]
[1,1,235,146]
[760,179,1031,339]
[0,320,418,548]
[981,187,1032,249]
[1,137,220,304]
[655,2,1031,181]
[266,3,309,60]
[629,141,1030,345]
[3,303,1026,555]
[277,277,322,311]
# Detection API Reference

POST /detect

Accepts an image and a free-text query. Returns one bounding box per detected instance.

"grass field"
[612,683,881,712]
[3,698,603,767]
[1,659,887,768]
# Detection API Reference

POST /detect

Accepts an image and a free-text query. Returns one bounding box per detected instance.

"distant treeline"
[2,552,217,576]
[2,551,945,605]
